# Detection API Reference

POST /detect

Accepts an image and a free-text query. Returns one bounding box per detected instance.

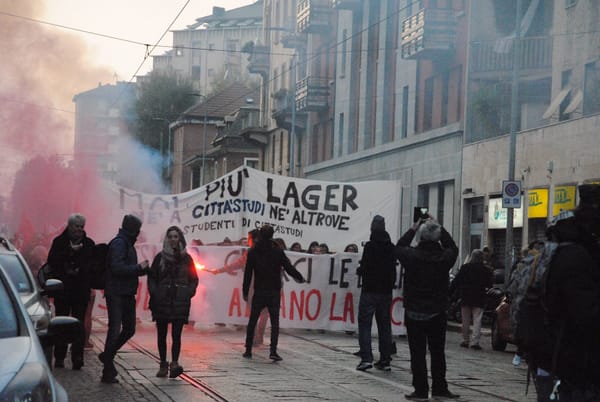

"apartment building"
[152,1,263,94]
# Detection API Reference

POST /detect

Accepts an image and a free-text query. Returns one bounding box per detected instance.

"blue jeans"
[103,294,136,375]
[358,292,392,363]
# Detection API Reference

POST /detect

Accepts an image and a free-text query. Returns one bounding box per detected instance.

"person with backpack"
[396,216,460,400]
[449,249,493,350]
[99,214,149,384]
[147,226,198,378]
[47,213,95,370]
[543,186,600,401]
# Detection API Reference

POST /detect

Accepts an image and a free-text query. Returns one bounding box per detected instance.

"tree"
[134,70,196,152]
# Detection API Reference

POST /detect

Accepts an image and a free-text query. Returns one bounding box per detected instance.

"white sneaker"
[512,354,521,366]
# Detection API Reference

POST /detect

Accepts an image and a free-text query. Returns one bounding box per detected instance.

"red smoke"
[0,0,114,251]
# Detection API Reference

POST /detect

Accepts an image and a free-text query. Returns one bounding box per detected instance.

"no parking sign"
[502,180,522,208]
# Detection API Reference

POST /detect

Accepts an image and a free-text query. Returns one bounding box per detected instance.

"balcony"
[246,45,270,77]
[331,0,361,10]
[297,0,331,34]
[401,8,457,60]
[271,89,306,130]
[470,36,553,78]
[295,77,330,112]
[281,32,307,50]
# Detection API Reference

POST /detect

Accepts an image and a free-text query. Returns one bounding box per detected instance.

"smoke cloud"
[0,1,167,254]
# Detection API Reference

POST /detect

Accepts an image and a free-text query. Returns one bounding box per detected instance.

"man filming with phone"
[396,212,459,401]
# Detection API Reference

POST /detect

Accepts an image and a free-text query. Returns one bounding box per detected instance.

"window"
[402,86,409,138]
[244,158,259,170]
[175,47,183,57]
[0,255,32,293]
[191,65,201,80]
[584,60,600,115]
[0,282,18,338]
[338,113,344,157]
[423,77,434,131]
[471,203,484,224]
[279,131,284,172]
[565,0,577,8]
[340,29,347,77]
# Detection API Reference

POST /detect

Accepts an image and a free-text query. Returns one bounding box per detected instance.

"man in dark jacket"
[47,213,95,370]
[396,217,459,400]
[99,214,149,384]
[449,249,493,349]
[543,185,600,401]
[242,224,305,361]
[355,215,397,371]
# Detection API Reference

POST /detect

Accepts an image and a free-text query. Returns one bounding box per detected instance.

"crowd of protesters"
[0,182,596,401]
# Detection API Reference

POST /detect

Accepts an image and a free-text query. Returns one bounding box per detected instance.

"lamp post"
[187,93,208,187]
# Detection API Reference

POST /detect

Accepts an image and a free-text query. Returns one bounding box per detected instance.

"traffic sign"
[502,180,522,208]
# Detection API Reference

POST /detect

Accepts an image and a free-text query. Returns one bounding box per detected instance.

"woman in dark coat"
[450,249,493,349]
[148,226,198,378]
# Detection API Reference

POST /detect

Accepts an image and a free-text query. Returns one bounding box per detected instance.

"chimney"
[213,7,225,17]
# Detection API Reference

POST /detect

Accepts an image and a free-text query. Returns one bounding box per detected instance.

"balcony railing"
[297,0,331,34]
[401,8,457,60]
[271,89,307,130]
[470,36,553,74]
[247,45,270,76]
[331,0,361,10]
[295,77,330,112]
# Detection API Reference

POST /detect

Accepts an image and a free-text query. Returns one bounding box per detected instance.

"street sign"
[502,180,522,208]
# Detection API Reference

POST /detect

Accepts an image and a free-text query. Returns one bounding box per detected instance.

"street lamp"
[187,93,208,187]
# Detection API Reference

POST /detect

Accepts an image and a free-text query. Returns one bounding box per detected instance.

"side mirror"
[41,278,64,297]
[46,316,82,345]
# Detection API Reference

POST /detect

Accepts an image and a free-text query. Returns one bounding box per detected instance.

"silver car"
[0,264,79,401]
[0,236,64,362]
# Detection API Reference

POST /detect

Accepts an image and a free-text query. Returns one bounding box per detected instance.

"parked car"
[0,263,79,401]
[0,236,64,362]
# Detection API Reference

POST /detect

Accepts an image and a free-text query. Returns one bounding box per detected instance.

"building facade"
[152,2,263,94]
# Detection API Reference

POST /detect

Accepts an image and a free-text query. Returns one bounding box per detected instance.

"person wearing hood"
[148,226,198,378]
[242,224,305,361]
[100,214,149,384]
[543,184,600,401]
[355,215,398,372]
[47,213,95,370]
[396,215,459,401]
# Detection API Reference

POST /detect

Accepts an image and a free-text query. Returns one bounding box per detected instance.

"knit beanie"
[122,214,142,236]
[370,215,385,232]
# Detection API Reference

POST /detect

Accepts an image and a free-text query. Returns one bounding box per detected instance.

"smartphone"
[413,206,429,222]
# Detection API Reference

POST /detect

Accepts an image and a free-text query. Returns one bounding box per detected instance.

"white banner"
[92,245,407,335]
[104,166,402,253]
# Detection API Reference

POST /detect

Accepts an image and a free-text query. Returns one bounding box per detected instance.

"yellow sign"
[528,188,548,218]
[553,186,576,216]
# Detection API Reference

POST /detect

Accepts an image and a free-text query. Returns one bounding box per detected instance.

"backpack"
[90,241,111,290]
[512,242,558,353]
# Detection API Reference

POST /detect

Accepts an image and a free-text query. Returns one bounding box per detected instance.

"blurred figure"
[355,215,397,372]
[100,214,149,384]
[307,241,320,254]
[242,224,305,361]
[344,243,359,253]
[396,216,459,400]
[290,242,303,252]
[273,238,287,250]
[319,243,330,254]
[148,226,198,378]
[449,249,493,350]
[47,213,95,370]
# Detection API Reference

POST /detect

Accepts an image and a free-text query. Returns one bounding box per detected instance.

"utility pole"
[505,0,522,282]
[290,53,296,177]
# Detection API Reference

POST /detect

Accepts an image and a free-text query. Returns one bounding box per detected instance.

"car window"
[0,254,33,293]
[0,278,18,338]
